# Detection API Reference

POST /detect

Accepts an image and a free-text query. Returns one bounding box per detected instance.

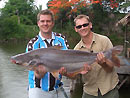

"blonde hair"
[74,15,90,25]
[37,9,54,22]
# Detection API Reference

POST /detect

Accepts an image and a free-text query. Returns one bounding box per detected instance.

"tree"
[1,0,38,25]
[47,0,126,48]
[48,0,120,16]
[0,0,39,40]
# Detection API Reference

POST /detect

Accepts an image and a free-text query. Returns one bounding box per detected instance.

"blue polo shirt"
[26,32,68,91]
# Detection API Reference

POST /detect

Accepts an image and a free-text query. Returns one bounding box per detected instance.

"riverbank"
[0,38,30,43]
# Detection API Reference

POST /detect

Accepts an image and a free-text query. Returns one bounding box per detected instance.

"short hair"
[74,14,90,25]
[37,9,54,22]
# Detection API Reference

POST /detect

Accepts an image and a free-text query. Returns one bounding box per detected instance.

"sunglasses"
[76,23,89,29]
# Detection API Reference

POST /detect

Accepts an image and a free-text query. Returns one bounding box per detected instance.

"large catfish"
[11,45,128,76]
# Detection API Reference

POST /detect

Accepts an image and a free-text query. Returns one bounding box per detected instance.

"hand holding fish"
[80,63,92,74]
[96,52,114,72]
[59,63,91,79]
[96,52,106,65]
[59,67,67,76]
[34,65,47,79]
[59,67,79,79]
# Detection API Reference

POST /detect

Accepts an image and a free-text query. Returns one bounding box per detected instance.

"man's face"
[37,15,54,34]
[75,18,92,37]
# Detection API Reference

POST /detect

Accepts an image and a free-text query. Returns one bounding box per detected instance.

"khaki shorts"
[82,87,119,98]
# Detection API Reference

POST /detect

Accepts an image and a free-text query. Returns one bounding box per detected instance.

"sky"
[34,0,49,9]
[0,0,49,9]
[0,0,7,8]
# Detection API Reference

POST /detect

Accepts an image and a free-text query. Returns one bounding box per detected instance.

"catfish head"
[11,52,38,67]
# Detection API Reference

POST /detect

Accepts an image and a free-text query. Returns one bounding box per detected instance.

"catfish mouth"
[11,59,22,65]
[11,59,17,64]
[11,58,32,68]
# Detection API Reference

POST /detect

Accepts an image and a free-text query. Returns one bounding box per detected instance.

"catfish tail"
[111,45,123,67]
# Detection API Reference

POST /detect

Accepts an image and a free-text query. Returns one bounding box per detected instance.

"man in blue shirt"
[26,9,69,98]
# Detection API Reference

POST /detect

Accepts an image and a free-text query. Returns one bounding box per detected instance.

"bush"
[0,15,38,40]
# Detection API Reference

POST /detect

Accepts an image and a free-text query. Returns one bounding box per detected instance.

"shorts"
[29,86,70,98]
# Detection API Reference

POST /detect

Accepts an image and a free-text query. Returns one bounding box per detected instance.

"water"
[0,41,130,98]
[0,42,28,98]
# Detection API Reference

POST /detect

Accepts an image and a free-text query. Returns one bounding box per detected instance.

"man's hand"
[96,52,114,72]
[59,67,76,79]
[34,65,47,79]
[59,67,67,76]
[59,63,91,79]
[96,52,106,65]
[80,63,91,74]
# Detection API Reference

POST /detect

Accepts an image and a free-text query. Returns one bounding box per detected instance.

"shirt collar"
[39,31,55,41]
[79,33,96,49]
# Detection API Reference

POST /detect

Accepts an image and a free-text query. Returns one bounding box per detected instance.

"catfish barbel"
[11,45,128,75]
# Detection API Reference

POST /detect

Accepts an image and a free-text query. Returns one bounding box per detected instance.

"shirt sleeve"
[102,36,113,51]
[59,35,69,50]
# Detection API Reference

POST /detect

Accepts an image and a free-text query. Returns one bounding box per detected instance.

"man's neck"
[41,31,52,39]
[82,32,93,49]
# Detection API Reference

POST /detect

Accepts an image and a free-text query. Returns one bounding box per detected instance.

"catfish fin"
[67,67,88,77]
[49,46,63,50]
[111,45,123,67]
[112,56,120,67]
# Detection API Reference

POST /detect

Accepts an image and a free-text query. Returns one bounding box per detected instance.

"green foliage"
[0,0,129,48]
[0,0,39,40]
[63,21,80,49]
[54,7,71,29]
[53,2,128,47]
[119,1,130,8]
[1,0,38,25]
[109,33,124,45]
[53,20,80,49]
[92,4,107,23]
[0,15,37,39]
[20,15,33,25]
[0,15,19,39]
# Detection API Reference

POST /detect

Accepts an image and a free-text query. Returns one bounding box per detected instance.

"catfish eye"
[28,60,37,65]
